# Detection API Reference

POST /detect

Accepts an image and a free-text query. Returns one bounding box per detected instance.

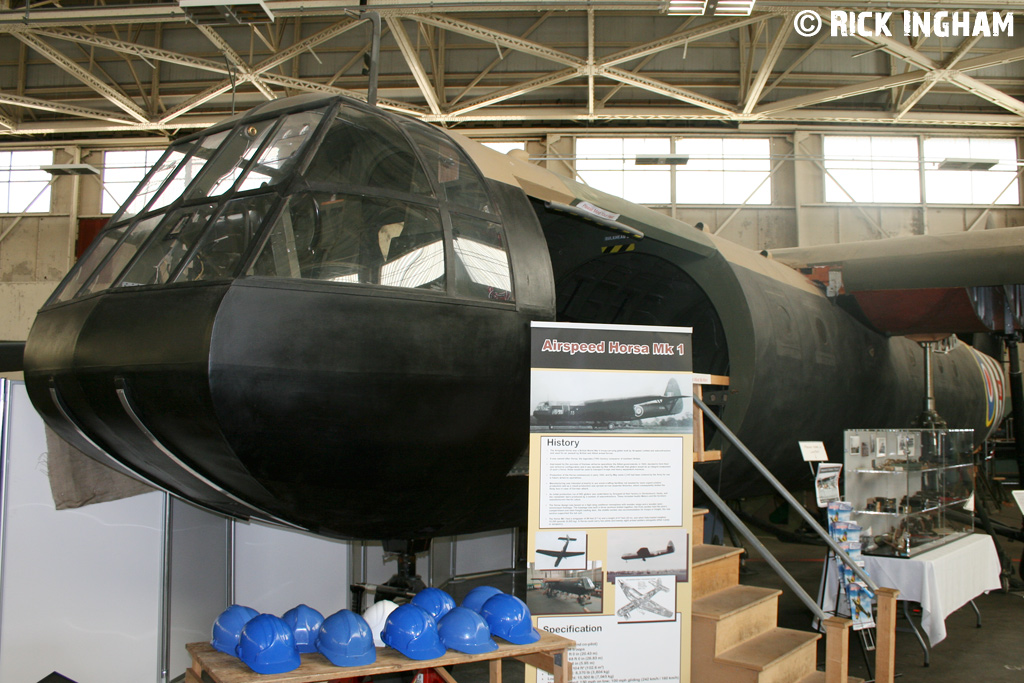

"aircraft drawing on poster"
[530,372,693,434]
[607,529,689,583]
[535,531,587,570]
[615,576,676,623]
[621,541,675,562]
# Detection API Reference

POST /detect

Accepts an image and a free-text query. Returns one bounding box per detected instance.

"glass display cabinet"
[844,428,975,558]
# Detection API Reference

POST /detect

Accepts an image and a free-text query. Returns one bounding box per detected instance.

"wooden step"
[693,585,782,656]
[692,544,743,599]
[795,672,866,683]
[693,507,708,543]
[714,627,820,683]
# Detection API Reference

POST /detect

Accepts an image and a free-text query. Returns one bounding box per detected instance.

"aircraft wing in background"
[770,227,1024,336]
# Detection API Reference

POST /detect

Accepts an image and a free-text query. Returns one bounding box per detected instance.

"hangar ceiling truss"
[0,1,1022,138]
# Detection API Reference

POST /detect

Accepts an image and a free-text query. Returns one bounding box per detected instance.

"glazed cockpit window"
[402,125,493,216]
[78,214,164,296]
[250,192,445,291]
[450,213,514,302]
[116,204,218,288]
[177,194,278,282]
[235,109,326,191]
[305,106,433,197]
[120,143,193,221]
[53,221,134,302]
[186,121,275,199]
[143,130,231,215]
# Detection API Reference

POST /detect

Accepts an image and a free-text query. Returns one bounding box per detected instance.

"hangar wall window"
[823,136,921,203]
[0,150,54,213]
[102,149,163,214]
[576,138,672,205]
[481,141,526,154]
[675,138,772,204]
[575,137,772,205]
[923,137,1020,205]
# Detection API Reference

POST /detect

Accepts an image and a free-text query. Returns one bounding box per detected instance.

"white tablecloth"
[862,533,1001,644]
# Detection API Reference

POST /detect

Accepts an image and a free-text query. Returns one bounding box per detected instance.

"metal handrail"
[695,396,879,594]
[694,470,826,620]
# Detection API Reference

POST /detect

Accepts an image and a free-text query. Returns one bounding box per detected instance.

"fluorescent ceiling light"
[714,0,757,15]
[178,0,274,25]
[635,154,689,166]
[936,158,999,171]
[666,1,708,15]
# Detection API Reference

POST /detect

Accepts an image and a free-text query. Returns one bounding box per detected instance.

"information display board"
[527,322,694,683]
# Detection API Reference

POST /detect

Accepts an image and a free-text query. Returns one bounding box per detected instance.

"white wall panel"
[232,520,351,618]
[0,381,165,683]
[168,499,229,680]
[453,529,514,576]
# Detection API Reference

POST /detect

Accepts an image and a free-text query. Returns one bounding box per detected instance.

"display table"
[186,630,575,683]
[862,533,1001,646]
[818,533,1001,666]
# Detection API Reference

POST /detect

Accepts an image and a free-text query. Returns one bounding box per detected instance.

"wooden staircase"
[690,508,865,683]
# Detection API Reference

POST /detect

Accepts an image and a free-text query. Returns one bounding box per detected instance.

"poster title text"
[540,338,684,357]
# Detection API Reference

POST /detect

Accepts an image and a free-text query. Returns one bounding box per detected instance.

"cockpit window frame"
[44,102,336,306]
[42,96,519,309]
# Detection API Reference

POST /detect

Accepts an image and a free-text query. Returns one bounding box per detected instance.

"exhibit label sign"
[527,322,694,683]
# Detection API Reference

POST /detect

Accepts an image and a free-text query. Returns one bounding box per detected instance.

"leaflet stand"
[816,549,875,680]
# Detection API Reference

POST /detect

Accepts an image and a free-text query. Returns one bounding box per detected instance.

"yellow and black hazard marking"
[601,243,636,254]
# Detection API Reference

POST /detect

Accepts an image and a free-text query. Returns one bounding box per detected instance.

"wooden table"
[186,631,574,683]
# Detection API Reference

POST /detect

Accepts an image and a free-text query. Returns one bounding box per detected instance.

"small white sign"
[799,441,829,462]
[1013,490,1024,516]
[577,201,621,221]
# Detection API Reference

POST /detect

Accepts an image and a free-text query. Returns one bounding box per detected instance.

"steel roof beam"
[742,16,791,115]
[386,16,443,116]
[0,92,136,123]
[820,13,1024,118]
[602,67,738,116]
[598,14,764,68]
[753,69,932,117]
[195,25,276,101]
[29,27,231,75]
[158,82,234,125]
[13,32,149,122]
[449,68,581,116]
[251,18,361,76]
[895,35,981,120]
[449,11,552,108]
[414,13,585,68]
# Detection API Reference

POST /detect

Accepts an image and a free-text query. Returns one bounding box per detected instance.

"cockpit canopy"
[48,96,515,306]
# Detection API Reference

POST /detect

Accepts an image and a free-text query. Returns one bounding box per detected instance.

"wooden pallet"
[186,630,574,683]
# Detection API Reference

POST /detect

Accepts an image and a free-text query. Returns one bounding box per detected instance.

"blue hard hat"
[437,607,498,655]
[211,604,259,655]
[236,613,302,674]
[480,594,540,645]
[460,586,503,614]
[382,603,446,660]
[316,609,376,667]
[282,604,325,654]
[411,587,456,621]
